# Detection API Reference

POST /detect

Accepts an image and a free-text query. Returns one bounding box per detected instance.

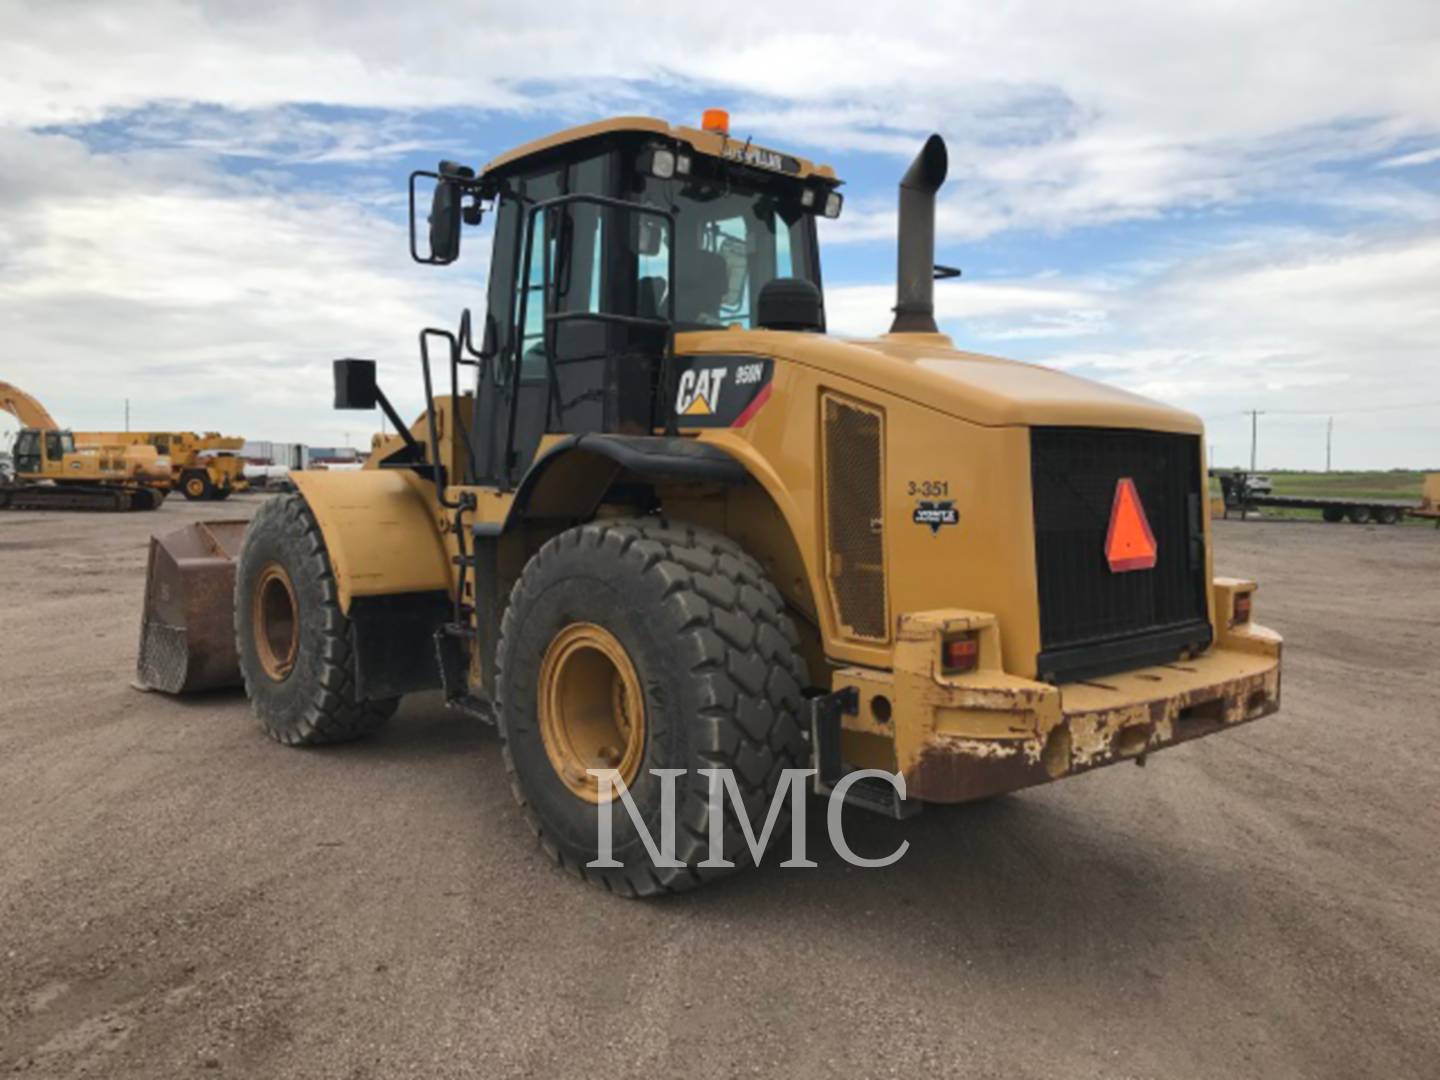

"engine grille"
[1030,427,1211,682]
[822,393,888,641]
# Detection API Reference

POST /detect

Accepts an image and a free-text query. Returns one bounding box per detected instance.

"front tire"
[181,470,214,501]
[235,494,398,745]
[495,517,810,897]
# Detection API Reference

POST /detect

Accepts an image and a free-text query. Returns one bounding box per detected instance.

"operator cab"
[12,429,72,473]
[407,113,843,489]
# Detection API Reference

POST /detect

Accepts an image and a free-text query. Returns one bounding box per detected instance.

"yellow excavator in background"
[0,381,170,511]
[76,431,249,500]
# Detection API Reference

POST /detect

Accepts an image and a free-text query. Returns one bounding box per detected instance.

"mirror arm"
[374,387,421,457]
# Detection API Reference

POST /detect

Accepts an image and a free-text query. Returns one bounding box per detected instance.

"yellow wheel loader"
[0,381,170,511]
[76,431,250,501]
[139,114,1283,895]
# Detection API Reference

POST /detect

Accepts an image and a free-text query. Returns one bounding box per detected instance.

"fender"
[479,430,828,649]
[475,433,748,537]
[291,468,451,612]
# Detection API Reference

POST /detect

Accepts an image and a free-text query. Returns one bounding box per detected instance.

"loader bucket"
[136,520,250,693]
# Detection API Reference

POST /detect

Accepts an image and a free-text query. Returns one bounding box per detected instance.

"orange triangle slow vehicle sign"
[1105,477,1158,572]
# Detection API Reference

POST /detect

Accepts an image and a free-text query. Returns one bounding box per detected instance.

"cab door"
[468,162,563,487]
[475,147,669,490]
[43,432,68,477]
[13,430,41,475]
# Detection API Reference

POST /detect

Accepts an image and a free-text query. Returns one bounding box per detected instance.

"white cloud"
[0,129,483,444]
[1026,230,1440,467]
[822,219,1440,467]
[826,279,1111,340]
[1,1,1438,464]
[1379,145,1440,169]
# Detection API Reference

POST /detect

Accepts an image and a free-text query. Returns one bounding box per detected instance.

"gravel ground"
[1,496,1437,1078]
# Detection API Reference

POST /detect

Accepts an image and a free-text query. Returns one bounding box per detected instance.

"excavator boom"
[0,380,60,430]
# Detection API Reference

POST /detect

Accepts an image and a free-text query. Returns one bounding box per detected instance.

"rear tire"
[235,494,398,745]
[181,470,214,501]
[1347,506,1372,524]
[1321,506,1345,523]
[495,516,810,897]
[1374,507,1401,525]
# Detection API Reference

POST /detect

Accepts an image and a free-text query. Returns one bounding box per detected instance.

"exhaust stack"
[890,134,949,334]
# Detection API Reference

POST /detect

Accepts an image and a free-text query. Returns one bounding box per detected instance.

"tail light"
[942,633,980,674]
[1232,592,1252,626]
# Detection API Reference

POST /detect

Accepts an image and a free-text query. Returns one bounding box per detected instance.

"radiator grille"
[1031,427,1211,681]
[822,393,888,641]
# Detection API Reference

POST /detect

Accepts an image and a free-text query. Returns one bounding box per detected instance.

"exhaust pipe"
[890,134,949,334]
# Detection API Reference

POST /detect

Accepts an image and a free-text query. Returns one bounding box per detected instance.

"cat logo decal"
[675,367,729,417]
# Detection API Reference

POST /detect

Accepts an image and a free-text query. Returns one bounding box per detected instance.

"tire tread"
[236,495,395,746]
[495,515,810,897]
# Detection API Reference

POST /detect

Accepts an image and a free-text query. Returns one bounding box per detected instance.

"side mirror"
[409,162,479,266]
[429,179,463,264]
[333,358,378,410]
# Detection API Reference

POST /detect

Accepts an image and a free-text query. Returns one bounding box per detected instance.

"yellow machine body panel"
[12,429,167,485]
[672,328,1210,679]
[76,431,249,493]
[1419,473,1440,519]
[290,467,450,611]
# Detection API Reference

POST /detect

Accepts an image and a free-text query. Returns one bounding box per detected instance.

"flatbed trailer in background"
[1213,470,1420,525]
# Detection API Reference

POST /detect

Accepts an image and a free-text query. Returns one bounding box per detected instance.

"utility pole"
[1326,416,1333,473]
[1243,409,1265,473]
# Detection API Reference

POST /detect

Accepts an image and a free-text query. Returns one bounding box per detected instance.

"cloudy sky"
[2,0,1438,467]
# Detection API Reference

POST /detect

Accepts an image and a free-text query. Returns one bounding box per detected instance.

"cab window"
[637,172,816,330]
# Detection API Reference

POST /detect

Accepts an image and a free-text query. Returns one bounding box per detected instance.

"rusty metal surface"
[905,660,1282,803]
[828,604,1284,805]
[135,520,249,693]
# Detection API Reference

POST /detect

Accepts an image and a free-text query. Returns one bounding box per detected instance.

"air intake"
[821,393,888,641]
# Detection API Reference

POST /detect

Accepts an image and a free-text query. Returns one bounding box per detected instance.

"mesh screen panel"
[1030,426,1210,680]
[822,394,888,641]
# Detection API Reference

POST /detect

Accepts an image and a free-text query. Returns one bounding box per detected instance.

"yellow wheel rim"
[538,622,646,804]
[186,477,204,497]
[253,562,299,681]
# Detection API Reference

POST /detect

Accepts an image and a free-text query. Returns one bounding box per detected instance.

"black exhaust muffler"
[890,134,949,334]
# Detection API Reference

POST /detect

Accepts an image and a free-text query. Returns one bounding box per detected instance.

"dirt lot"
[1,497,1437,1078]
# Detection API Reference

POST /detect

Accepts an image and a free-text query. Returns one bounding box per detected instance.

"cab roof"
[480,115,839,183]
